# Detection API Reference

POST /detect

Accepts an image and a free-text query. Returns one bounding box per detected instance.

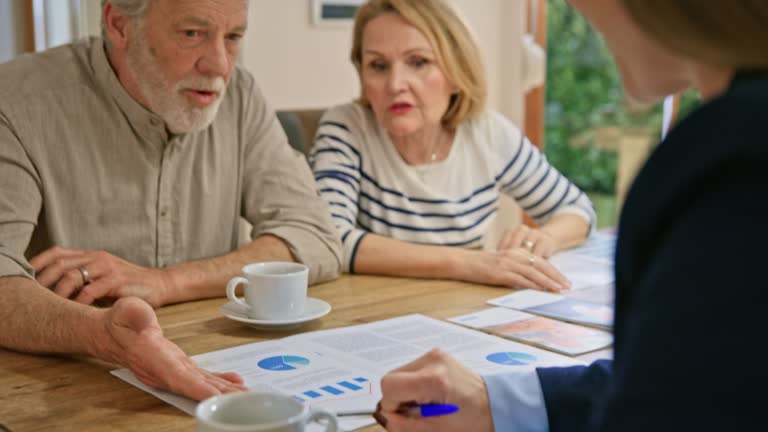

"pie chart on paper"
[486,352,537,366]
[258,355,311,371]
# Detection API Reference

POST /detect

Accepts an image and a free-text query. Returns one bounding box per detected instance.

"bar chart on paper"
[294,377,372,402]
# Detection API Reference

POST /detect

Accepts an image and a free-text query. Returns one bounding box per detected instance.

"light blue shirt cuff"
[483,370,549,432]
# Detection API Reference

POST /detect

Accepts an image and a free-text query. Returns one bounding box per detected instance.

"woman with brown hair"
[310,0,594,292]
[375,0,768,430]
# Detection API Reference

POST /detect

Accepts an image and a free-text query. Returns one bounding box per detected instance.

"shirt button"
[150,118,161,127]
[160,208,169,217]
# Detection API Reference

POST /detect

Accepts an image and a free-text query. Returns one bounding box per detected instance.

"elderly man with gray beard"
[0,0,341,400]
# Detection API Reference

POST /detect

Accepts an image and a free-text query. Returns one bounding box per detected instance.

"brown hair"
[350,0,487,129]
[622,0,768,69]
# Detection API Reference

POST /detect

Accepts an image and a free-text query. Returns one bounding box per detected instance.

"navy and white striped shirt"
[310,103,595,272]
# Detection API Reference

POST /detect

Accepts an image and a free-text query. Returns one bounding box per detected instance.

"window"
[1,0,99,60]
[543,0,698,227]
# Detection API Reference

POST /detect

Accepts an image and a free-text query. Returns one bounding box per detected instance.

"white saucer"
[220,297,331,330]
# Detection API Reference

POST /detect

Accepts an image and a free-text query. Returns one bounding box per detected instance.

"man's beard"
[125,25,227,134]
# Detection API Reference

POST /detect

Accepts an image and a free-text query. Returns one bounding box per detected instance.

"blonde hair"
[622,0,768,69]
[350,0,487,129]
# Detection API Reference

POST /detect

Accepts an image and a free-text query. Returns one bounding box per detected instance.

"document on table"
[563,231,617,261]
[449,307,612,356]
[551,231,617,305]
[549,254,613,288]
[112,314,583,431]
[488,290,614,330]
[551,253,615,305]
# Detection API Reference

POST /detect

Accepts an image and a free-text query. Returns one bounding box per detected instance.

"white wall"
[242,0,358,111]
[451,0,527,123]
[243,0,528,124]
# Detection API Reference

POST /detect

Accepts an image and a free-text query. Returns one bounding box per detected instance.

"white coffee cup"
[226,262,309,320]
[196,392,338,432]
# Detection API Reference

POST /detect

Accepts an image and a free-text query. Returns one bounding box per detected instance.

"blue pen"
[409,403,459,417]
[336,402,459,418]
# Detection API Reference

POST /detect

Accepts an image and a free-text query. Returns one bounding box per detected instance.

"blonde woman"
[311,0,595,292]
[375,0,768,431]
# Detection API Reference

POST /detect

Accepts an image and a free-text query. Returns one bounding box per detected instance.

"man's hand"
[97,297,247,400]
[377,349,494,432]
[30,247,173,307]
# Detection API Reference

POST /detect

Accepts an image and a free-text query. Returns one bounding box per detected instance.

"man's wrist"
[156,267,182,306]
[84,306,120,363]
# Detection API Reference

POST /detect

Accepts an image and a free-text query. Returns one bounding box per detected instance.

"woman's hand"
[453,247,570,292]
[497,224,560,258]
[376,349,494,432]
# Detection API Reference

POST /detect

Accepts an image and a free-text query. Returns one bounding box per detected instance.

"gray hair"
[101,0,151,50]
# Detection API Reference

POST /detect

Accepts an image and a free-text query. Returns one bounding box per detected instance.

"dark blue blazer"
[536,73,768,431]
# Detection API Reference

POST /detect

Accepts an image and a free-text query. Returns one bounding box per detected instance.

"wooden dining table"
[0,275,610,431]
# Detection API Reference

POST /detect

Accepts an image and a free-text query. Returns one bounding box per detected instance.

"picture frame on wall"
[311,0,365,26]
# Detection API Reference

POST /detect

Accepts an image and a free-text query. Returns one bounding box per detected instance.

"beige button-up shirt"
[0,38,341,283]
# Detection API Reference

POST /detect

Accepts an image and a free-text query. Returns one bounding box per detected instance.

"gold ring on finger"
[524,240,534,250]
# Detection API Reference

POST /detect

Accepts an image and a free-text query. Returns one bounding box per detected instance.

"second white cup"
[226,262,309,320]
[196,391,338,432]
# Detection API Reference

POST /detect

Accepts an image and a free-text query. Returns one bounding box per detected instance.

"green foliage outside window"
[544,0,700,227]
[544,0,700,197]
[546,0,631,194]
[545,0,653,194]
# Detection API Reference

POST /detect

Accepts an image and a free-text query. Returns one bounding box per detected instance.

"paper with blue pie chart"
[486,351,538,366]
[258,355,310,371]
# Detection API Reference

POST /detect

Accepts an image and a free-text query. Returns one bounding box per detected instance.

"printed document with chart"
[488,290,614,330]
[112,314,583,431]
[449,307,612,356]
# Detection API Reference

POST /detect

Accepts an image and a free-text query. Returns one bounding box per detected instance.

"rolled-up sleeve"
[0,112,40,280]
[239,80,341,284]
[0,229,35,280]
[309,108,368,274]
